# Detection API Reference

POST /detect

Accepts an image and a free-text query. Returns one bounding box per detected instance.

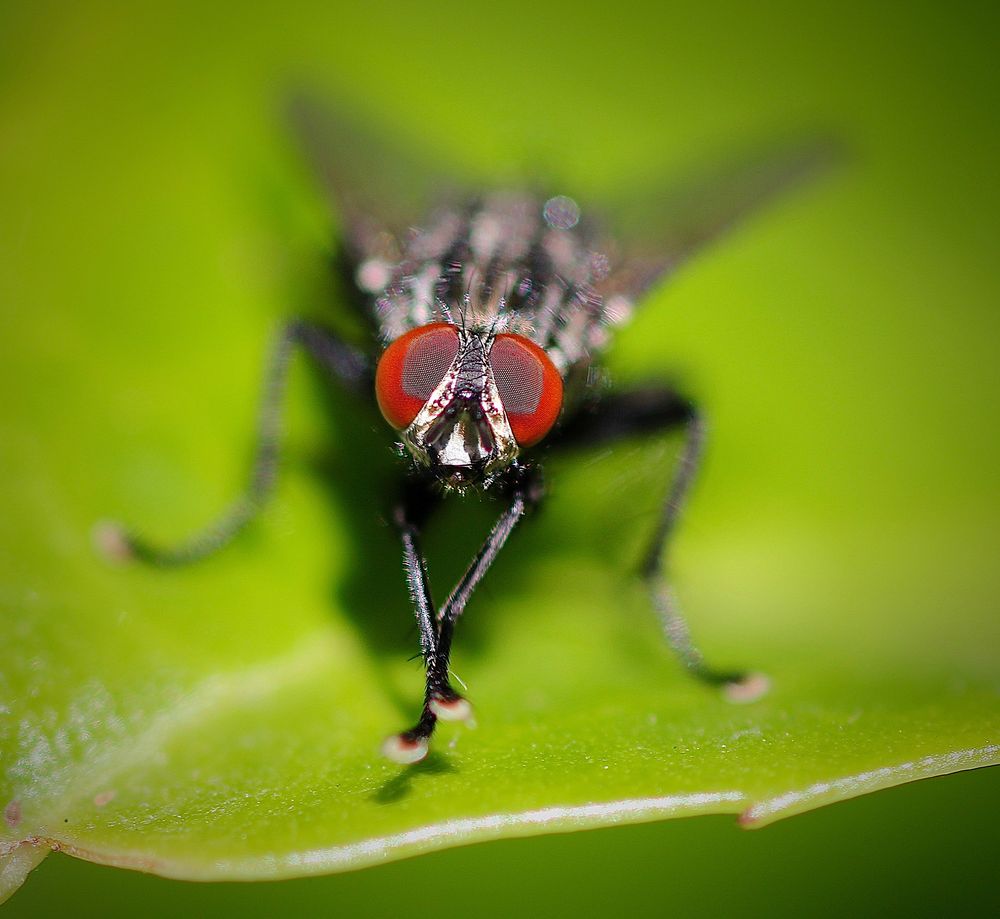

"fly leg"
[384,475,444,764]
[554,387,768,701]
[96,319,371,566]
[385,465,542,764]
[433,467,544,709]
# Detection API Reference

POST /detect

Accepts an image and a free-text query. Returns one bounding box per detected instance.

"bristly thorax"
[355,192,634,376]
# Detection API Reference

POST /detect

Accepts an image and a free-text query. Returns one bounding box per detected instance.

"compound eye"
[489,334,563,447]
[376,323,460,429]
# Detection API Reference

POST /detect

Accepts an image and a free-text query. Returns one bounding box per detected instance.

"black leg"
[384,465,543,764]
[95,319,371,566]
[554,387,768,701]
[383,478,442,764]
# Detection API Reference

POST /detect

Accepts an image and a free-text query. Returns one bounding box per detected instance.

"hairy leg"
[554,387,767,700]
[384,465,543,764]
[96,319,370,566]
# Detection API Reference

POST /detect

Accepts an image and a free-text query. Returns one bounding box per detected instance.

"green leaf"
[2,1,999,904]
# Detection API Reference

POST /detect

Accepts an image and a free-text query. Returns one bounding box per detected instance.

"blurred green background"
[2,0,998,915]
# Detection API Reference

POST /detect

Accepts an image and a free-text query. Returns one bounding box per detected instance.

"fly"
[97,94,838,764]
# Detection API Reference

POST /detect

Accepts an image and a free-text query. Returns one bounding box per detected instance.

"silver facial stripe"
[402,327,518,478]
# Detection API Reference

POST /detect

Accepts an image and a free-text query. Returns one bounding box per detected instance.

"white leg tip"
[382,734,429,765]
[724,672,771,704]
[92,520,134,563]
[429,695,473,723]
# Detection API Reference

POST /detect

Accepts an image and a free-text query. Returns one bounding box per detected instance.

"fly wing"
[286,89,474,262]
[597,134,844,303]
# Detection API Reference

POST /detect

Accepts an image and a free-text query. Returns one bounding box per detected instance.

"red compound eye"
[489,333,563,447]
[376,323,460,429]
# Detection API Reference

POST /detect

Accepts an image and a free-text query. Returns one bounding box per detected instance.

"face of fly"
[375,321,564,489]
[404,328,518,487]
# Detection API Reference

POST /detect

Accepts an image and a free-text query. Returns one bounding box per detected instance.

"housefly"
[98,94,837,764]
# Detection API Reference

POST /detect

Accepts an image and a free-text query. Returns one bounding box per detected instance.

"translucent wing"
[285,88,474,260]
[597,134,845,302]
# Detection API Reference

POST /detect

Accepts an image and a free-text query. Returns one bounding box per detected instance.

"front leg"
[554,386,768,701]
[384,465,543,764]
[383,474,450,765]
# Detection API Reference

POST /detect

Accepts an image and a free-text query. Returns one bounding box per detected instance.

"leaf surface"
[2,1,999,902]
